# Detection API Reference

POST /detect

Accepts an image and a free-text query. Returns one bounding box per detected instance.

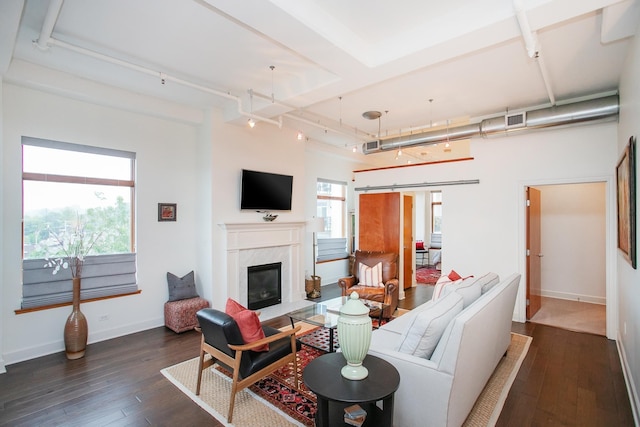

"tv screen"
[240,169,293,211]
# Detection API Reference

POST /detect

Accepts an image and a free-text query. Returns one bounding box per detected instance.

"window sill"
[15,290,142,314]
[317,256,349,264]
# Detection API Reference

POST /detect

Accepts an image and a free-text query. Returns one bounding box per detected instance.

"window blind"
[317,238,348,261]
[22,254,137,309]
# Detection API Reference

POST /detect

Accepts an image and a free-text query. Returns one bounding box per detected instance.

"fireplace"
[247,262,282,310]
[222,221,306,310]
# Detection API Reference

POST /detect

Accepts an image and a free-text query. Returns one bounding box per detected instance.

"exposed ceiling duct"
[362,94,619,154]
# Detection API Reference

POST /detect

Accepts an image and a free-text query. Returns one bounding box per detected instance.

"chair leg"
[227,350,244,423]
[195,348,205,395]
[291,336,299,391]
[227,370,238,423]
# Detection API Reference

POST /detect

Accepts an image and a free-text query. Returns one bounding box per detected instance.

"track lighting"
[248,118,255,128]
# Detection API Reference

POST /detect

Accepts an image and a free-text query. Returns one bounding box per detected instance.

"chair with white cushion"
[338,250,399,319]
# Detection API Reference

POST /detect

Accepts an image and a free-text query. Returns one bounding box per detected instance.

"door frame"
[516,176,617,339]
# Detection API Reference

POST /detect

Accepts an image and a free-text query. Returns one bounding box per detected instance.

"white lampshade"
[306,217,325,233]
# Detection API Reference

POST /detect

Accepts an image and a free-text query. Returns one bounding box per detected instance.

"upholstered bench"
[164,297,210,333]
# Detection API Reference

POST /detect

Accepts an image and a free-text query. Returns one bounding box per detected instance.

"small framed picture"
[158,203,177,222]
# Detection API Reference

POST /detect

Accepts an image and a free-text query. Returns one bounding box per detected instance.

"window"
[431,191,442,234]
[20,137,137,310]
[316,179,348,261]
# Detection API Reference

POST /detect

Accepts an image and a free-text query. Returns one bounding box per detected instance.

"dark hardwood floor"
[0,284,634,426]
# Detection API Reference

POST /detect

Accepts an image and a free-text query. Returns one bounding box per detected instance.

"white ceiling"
[2,0,639,166]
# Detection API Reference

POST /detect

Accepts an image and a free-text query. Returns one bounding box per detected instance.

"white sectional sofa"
[367,272,521,427]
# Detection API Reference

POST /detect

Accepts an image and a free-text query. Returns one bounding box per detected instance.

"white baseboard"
[2,317,164,368]
[540,290,605,305]
[617,333,640,426]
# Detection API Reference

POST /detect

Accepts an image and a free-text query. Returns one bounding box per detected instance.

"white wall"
[205,125,365,298]
[0,83,366,369]
[0,77,5,373]
[353,122,617,325]
[537,183,606,304]
[305,147,368,285]
[1,83,200,366]
[617,15,640,421]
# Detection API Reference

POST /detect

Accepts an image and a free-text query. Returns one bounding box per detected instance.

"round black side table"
[303,352,400,427]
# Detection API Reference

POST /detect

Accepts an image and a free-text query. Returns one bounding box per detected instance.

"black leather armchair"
[195,308,301,423]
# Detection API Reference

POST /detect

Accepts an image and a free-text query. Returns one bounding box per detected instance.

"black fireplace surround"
[247,262,282,310]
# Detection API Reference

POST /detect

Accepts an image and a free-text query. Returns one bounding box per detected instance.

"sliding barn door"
[358,193,400,255]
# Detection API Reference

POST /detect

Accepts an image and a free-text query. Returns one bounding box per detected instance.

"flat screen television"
[240,169,293,211]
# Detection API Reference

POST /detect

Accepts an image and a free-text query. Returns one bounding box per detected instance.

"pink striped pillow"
[358,262,384,287]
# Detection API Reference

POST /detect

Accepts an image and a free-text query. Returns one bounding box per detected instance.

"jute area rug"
[161,330,531,427]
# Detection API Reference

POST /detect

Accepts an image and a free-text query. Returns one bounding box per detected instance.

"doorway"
[526,182,607,336]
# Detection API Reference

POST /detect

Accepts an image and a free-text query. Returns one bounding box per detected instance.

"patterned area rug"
[416,267,441,284]
[216,345,322,426]
[161,328,531,427]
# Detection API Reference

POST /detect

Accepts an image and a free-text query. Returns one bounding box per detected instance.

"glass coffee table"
[287,296,389,352]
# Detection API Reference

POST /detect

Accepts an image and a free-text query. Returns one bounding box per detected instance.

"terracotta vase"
[64,276,88,360]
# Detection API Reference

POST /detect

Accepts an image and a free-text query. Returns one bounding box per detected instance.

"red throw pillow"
[448,270,462,281]
[416,241,425,250]
[225,298,268,351]
[225,298,248,315]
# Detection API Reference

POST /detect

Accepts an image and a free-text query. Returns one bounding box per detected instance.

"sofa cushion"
[358,262,384,287]
[397,291,464,359]
[442,276,482,308]
[478,272,500,294]
[167,270,199,301]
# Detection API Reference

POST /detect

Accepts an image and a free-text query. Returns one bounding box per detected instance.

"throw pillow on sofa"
[432,271,463,301]
[167,270,199,301]
[441,275,482,308]
[397,291,464,359]
[478,272,500,294]
[439,272,499,308]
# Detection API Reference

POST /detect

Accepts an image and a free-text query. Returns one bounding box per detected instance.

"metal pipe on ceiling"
[363,94,619,154]
[355,179,480,192]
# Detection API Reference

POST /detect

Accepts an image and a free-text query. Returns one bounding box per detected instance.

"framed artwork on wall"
[158,203,177,222]
[616,136,636,269]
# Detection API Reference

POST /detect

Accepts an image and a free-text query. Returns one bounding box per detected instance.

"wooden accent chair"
[195,308,301,423]
[338,250,399,319]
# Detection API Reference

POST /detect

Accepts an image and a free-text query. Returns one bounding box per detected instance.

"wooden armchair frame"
[195,310,301,423]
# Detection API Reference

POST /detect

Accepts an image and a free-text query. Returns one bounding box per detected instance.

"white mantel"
[221,222,307,310]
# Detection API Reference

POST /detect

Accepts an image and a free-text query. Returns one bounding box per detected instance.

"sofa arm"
[367,344,453,427]
[383,279,399,317]
[384,279,398,296]
[338,276,355,294]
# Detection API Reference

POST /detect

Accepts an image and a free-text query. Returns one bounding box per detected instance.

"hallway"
[530,296,606,336]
